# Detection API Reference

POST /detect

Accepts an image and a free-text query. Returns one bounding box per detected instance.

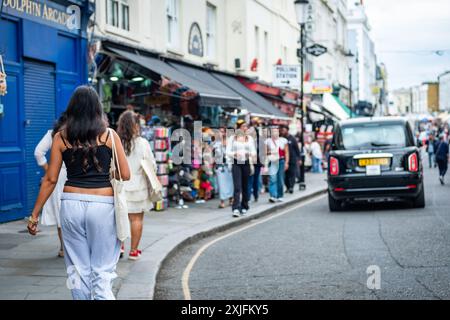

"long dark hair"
[64,85,106,172]
[52,112,67,138]
[117,110,140,156]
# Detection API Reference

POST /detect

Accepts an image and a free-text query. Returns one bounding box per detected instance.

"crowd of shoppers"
[28,85,328,300]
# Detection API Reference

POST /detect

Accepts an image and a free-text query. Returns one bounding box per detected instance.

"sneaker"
[269,197,277,203]
[233,210,241,217]
[128,249,142,261]
[241,209,248,215]
[277,198,285,202]
[440,176,445,185]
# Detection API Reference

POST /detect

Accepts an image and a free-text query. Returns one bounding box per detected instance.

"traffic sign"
[306,44,327,57]
[273,65,301,88]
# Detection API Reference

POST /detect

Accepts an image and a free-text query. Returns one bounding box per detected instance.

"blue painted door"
[23,60,56,214]
[0,64,26,223]
[0,17,26,223]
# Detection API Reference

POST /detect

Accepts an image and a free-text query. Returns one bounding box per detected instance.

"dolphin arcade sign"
[2,0,81,31]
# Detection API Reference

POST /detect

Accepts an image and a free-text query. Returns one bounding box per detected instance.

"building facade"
[346,0,376,106]
[91,0,300,83]
[411,82,439,115]
[438,71,450,112]
[390,88,412,115]
[0,0,92,222]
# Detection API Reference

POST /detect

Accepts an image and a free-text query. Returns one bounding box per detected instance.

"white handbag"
[141,158,163,203]
[110,129,130,242]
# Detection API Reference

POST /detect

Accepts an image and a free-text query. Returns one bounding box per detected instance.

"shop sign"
[188,23,204,57]
[306,44,327,57]
[2,0,81,31]
[273,65,300,88]
[145,95,171,105]
[311,81,332,94]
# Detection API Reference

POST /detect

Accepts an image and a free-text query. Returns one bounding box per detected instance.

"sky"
[364,0,450,91]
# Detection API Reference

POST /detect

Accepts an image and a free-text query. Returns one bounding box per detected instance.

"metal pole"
[349,67,352,118]
[299,23,306,189]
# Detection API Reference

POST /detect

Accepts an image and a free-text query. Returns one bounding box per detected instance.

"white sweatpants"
[60,193,121,300]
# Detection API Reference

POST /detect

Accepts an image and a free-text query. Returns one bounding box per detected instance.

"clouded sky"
[364,0,450,90]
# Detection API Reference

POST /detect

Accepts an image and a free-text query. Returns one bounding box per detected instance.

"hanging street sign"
[273,65,301,88]
[306,44,328,57]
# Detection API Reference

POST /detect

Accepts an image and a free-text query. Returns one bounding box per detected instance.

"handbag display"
[141,158,163,202]
[110,129,131,242]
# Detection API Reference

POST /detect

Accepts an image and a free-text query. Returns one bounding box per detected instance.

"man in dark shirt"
[280,125,301,193]
[435,134,449,185]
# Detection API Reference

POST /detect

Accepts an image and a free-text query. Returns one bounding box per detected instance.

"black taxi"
[327,117,425,211]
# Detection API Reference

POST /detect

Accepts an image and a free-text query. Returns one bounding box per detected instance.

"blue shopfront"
[0,0,93,222]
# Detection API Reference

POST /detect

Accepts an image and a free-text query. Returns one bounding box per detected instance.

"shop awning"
[167,62,244,109]
[322,93,351,121]
[107,47,241,108]
[211,73,288,119]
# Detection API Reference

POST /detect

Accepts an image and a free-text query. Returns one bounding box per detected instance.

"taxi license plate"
[358,158,389,167]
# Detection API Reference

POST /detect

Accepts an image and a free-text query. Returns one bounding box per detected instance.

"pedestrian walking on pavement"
[425,134,438,168]
[34,114,68,258]
[280,125,301,194]
[310,137,323,173]
[214,127,234,209]
[247,117,263,203]
[117,110,156,261]
[226,120,257,217]
[435,134,449,185]
[265,126,289,203]
[27,86,130,300]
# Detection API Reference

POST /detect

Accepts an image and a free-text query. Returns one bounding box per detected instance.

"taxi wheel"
[412,185,425,209]
[328,192,343,212]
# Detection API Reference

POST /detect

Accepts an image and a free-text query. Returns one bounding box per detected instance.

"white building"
[346,0,377,106]
[391,88,412,115]
[305,0,351,99]
[439,71,450,111]
[90,0,301,84]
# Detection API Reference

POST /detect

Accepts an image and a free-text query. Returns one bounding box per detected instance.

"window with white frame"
[167,0,180,48]
[254,26,260,59]
[263,31,268,73]
[206,3,217,59]
[106,0,130,31]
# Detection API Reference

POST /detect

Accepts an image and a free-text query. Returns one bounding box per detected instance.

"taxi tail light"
[330,157,339,176]
[408,153,419,172]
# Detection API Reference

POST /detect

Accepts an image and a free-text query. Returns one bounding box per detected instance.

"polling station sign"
[273,65,300,88]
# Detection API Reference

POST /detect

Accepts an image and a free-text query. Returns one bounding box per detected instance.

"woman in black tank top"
[27,86,130,300]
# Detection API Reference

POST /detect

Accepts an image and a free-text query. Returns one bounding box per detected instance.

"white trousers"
[60,193,120,300]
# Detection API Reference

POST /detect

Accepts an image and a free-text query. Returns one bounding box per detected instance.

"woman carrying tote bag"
[117,111,157,261]
[27,86,130,300]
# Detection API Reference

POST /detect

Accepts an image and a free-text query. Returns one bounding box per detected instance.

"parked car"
[327,117,425,211]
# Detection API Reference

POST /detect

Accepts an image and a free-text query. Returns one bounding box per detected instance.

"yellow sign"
[358,158,389,167]
[311,81,333,94]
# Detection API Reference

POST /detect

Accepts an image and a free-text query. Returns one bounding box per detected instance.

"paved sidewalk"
[0,173,327,300]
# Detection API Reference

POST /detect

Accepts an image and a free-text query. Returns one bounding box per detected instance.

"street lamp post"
[345,51,355,118]
[294,0,308,190]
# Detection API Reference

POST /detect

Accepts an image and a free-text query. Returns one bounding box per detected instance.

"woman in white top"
[265,126,289,203]
[34,114,67,257]
[226,120,257,217]
[117,111,156,261]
